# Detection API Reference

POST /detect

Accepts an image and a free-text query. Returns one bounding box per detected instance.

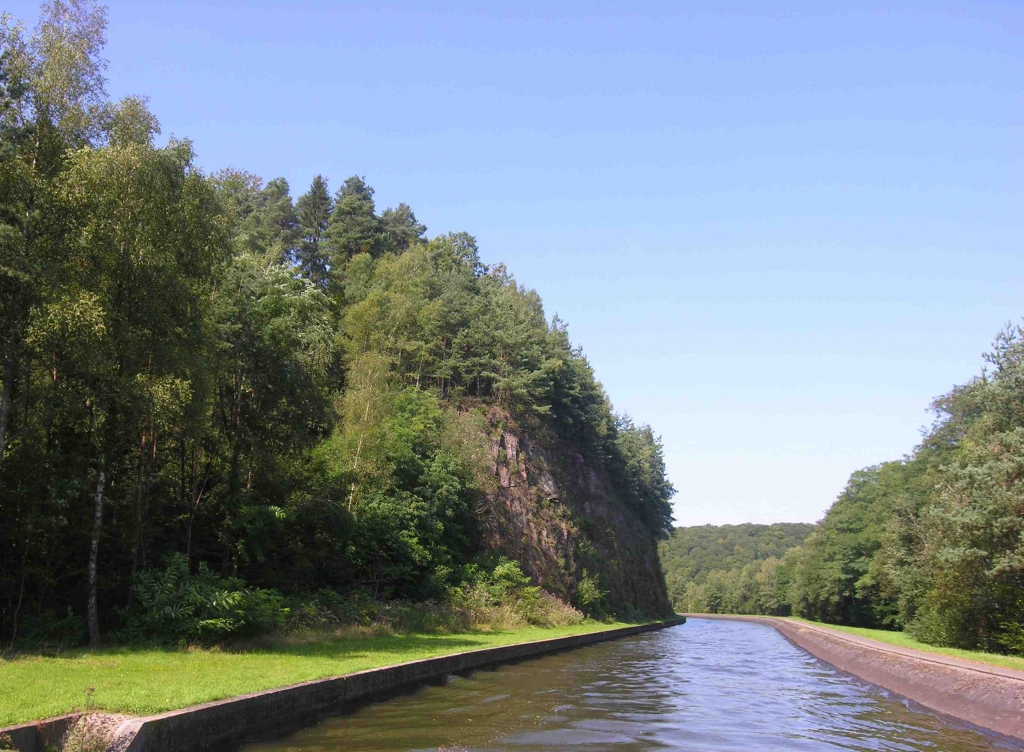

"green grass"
[0,621,640,727]
[784,617,1024,673]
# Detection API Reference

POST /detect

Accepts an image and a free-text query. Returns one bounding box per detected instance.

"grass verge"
[0,621,640,727]
[784,617,1024,673]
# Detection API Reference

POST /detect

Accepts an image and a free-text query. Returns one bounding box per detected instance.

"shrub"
[998,622,1024,655]
[575,569,608,617]
[119,554,287,643]
[9,607,85,649]
[449,558,584,629]
[279,558,584,641]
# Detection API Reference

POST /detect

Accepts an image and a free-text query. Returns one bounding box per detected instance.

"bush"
[449,558,584,629]
[575,569,607,617]
[998,622,1024,655]
[10,607,85,650]
[276,559,584,642]
[119,555,287,643]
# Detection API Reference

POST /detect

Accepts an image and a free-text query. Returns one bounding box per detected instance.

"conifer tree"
[295,175,332,287]
[381,203,426,253]
[327,175,382,262]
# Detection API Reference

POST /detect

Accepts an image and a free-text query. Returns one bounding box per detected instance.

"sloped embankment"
[689,614,1024,742]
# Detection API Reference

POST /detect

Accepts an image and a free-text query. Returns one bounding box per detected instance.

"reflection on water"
[240,618,1021,751]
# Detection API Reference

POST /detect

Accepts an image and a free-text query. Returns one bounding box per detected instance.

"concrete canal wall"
[688,613,1024,743]
[0,619,684,752]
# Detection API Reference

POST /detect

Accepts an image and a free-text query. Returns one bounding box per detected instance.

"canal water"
[239,618,1022,751]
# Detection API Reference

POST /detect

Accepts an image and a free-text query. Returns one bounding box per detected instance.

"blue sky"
[10,1,1022,526]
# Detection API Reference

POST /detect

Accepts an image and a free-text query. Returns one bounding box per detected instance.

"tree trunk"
[347,363,383,511]
[0,346,14,467]
[130,435,145,592]
[87,467,106,646]
[347,393,373,511]
[185,455,211,566]
[8,532,30,649]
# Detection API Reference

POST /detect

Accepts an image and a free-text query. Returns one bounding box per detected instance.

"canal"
[239,617,1021,751]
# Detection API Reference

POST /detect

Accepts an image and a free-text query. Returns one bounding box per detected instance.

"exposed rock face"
[479,410,672,616]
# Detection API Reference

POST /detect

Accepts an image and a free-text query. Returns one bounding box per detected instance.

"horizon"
[7,0,1021,527]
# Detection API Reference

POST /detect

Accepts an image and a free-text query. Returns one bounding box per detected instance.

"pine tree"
[295,175,332,287]
[326,175,382,263]
[381,203,426,253]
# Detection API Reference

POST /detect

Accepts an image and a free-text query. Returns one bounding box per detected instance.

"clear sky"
[10,0,1022,527]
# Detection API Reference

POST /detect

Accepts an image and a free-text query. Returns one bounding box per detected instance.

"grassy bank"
[0,621,642,727]
[784,617,1024,673]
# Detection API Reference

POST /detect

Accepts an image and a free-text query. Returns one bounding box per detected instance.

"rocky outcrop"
[478,410,671,616]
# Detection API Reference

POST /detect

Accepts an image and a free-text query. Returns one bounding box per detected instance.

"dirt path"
[685,614,1024,743]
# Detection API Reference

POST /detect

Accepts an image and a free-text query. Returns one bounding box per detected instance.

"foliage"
[446,558,585,629]
[282,560,585,637]
[786,462,928,628]
[575,569,608,616]
[897,425,1024,650]
[668,325,1024,655]
[0,1,673,648]
[4,607,84,649]
[659,522,814,614]
[117,555,287,643]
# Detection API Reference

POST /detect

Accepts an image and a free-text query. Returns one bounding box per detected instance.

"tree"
[205,252,334,577]
[902,430,1024,650]
[214,171,298,263]
[660,523,814,613]
[0,0,108,469]
[615,418,675,537]
[381,203,426,253]
[0,0,679,642]
[326,175,382,269]
[45,136,225,642]
[295,175,331,287]
[881,326,1024,650]
[788,464,906,626]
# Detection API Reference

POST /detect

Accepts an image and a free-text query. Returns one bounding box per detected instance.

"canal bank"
[0,618,684,752]
[237,616,1016,752]
[686,614,1024,742]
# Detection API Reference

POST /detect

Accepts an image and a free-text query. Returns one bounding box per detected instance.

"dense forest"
[659,523,814,615]
[0,2,674,647]
[666,330,1024,655]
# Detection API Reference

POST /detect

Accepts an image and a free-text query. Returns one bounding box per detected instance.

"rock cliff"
[478,409,672,616]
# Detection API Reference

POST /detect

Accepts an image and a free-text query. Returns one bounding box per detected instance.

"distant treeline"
[659,523,814,614]
[0,2,673,648]
[662,329,1024,655]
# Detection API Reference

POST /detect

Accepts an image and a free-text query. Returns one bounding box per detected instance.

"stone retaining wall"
[0,714,79,752]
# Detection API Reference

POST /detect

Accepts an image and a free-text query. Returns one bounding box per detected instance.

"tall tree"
[47,134,225,642]
[0,0,108,469]
[214,171,298,263]
[326,175,382,266]
[252,177,299,262]
[205,252,334,577]
[0,1,681,643]
[295,175,331,288]
[380,203,426,253]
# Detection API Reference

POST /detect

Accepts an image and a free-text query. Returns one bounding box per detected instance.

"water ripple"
[241,618,1022,752]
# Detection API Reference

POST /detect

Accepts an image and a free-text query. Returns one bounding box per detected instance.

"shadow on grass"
[1,631,499,664]
[244,633,490,659]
